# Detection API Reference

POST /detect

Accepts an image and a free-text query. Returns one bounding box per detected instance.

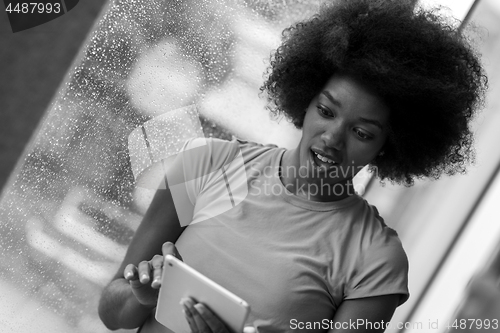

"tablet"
[155,255,251,333]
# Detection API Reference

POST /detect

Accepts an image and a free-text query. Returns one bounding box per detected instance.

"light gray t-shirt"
[146,137,409,333]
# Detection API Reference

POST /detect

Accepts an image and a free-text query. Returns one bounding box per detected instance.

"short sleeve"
[165,137,247,227]
[345,238,410,306]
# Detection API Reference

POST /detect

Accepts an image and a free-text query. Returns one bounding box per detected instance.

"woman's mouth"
[311,149,339,170]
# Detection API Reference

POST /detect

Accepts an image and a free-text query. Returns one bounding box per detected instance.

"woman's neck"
[279,149,355,202]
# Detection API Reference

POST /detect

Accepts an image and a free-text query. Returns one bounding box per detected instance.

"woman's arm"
[328,295,400,333]
[98,187,185,330]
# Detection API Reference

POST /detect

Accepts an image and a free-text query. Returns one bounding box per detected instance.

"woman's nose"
[321,124,345,150]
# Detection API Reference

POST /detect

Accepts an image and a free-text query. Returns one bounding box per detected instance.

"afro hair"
[261,0,487,185]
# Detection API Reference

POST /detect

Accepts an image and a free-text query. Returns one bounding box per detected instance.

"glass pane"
[365,0,500,329]
[0,1,321,332]
[406,169,500,332]
[402,0,500,330]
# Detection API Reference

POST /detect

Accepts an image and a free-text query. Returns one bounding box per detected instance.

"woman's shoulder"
[181,137,283,170]
[234,138,283,161]
[184,136,279,150]
[187,137,281,159]
[346,198,405,250]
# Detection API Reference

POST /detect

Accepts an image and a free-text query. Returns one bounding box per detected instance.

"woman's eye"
[355,129,373,140]
[317,105,332,117]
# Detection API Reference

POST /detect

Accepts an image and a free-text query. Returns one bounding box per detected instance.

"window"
[0,1,317,331]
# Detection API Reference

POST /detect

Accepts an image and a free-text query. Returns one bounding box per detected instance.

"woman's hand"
[123,241,183,307]
[181,297,233,333]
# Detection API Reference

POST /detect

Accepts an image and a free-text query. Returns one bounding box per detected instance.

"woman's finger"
[137,260,151,284]
[194,303,229,333]
[182,299,200,333]
[184,298,212,333]
[123,264,138,281]
[162,241,183,261]
[151,254,163,288]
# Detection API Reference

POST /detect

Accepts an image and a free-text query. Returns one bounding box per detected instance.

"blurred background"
[0,0,499,332]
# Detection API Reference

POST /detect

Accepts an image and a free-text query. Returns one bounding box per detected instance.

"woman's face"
[295,74,389,188]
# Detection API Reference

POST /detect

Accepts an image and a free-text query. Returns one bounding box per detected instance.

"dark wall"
[0,1,107,190]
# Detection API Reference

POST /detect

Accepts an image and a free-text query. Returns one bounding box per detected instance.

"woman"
[98,0,486,332]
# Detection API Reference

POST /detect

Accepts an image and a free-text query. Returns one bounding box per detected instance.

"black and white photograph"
[1,0,500,332]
